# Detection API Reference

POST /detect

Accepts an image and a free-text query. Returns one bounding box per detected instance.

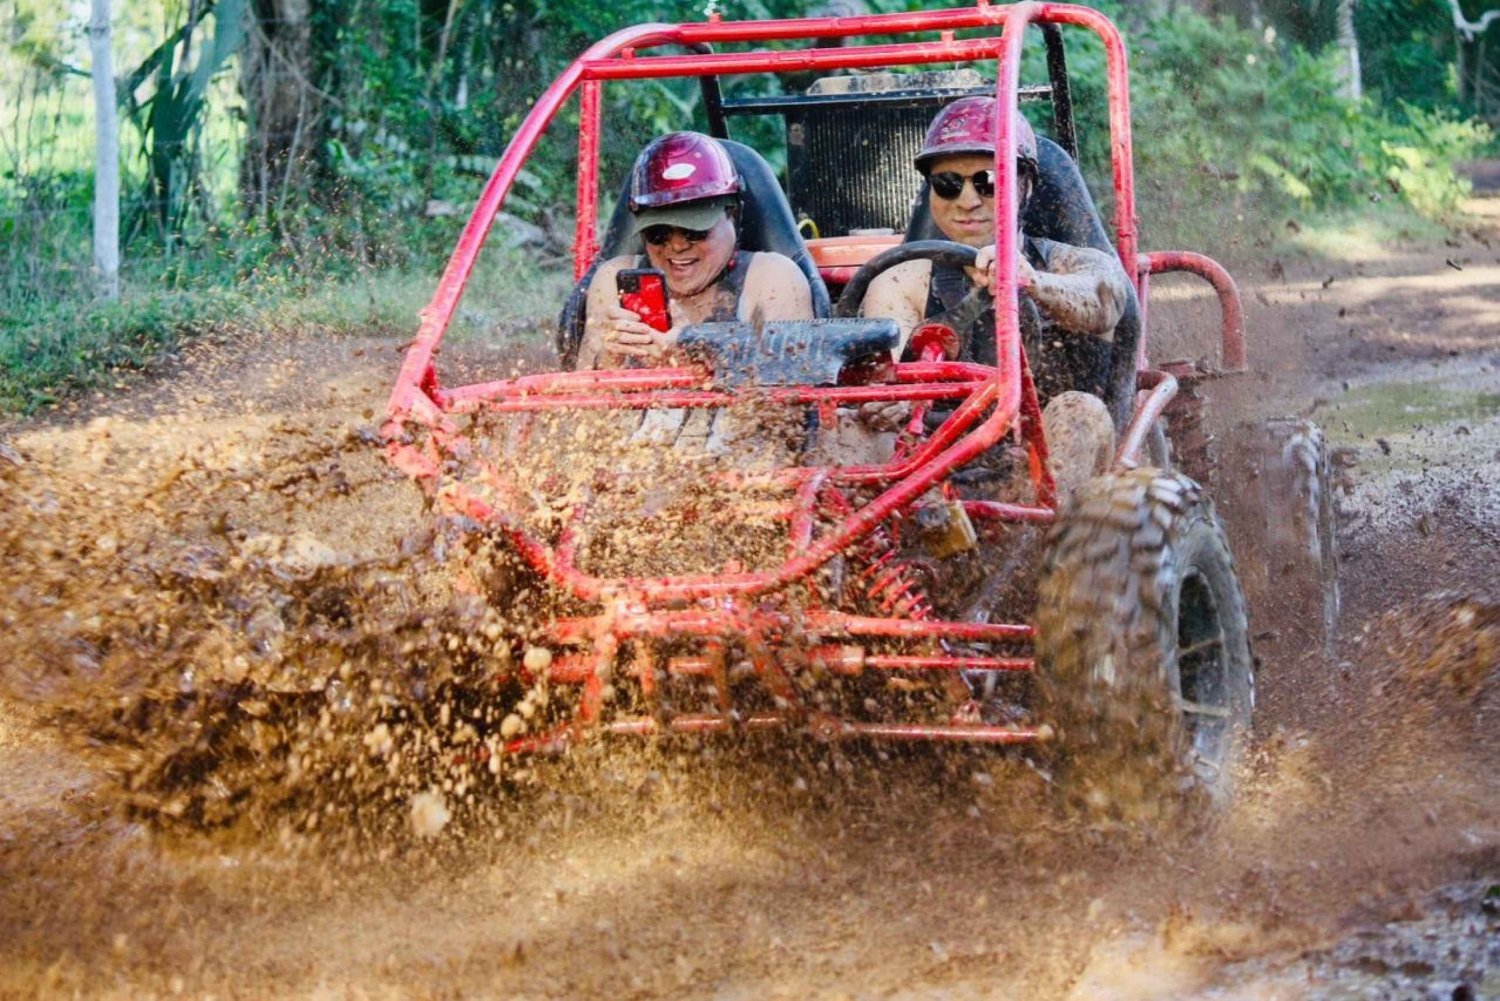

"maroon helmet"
[914,96,1039,174]
[627,131,740,213]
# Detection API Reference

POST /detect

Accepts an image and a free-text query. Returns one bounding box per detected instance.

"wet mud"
[2,213,1499,998]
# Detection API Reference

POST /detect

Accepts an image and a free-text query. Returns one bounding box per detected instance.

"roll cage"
[381,2,1248,749]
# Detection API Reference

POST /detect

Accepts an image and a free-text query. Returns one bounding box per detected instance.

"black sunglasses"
[642,223,713,246]
[928,169,999,201]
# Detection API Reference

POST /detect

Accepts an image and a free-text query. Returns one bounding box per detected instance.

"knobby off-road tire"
[1217,417,1341,656]
[1035,469,1254,819]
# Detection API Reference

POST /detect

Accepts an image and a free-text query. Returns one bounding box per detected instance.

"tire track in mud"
[1,223,1498,998]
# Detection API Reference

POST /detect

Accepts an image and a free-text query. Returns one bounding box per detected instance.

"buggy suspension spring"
[819,487,934,621]
[859,542,934,620]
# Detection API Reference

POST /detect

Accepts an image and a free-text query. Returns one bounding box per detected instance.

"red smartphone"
[616,268,670,332]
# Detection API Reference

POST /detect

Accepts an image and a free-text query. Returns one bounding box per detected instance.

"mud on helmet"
[915,95,1040,191]
[627,131,742,234]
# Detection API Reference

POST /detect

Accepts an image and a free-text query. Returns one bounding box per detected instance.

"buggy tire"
[1217,418,1341,656]
[1035,469,1253,818]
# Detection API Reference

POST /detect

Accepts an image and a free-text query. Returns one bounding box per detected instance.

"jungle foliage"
[1073,3,1489,227]
[0,0,1494,411]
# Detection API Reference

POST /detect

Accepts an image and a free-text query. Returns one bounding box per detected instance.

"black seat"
[557,139,833,367]
[902,136,1141,430]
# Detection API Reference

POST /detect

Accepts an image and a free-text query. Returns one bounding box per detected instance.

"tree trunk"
[1458,24,1471,105]
[1448,0,1500,115]
[89,0,120,300]
[421,0,462,198]
[1482,32,1491,118]
[1334,0,1362,100]
[241,0,317,218]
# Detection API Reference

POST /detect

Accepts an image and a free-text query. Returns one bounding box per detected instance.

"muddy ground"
[1,201,1498,999]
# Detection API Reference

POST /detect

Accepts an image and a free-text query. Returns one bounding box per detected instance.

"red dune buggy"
[384,2,1267,805]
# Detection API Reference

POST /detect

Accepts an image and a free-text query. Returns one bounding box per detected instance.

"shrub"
[1049,5,1491,235]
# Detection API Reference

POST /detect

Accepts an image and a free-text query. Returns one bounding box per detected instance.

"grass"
[0,287,241,412]
[271,250,576,343]
[0,243,574,415]
[1282,202,1461,264]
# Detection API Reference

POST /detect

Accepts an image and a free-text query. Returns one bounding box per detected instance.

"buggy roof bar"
[718,83,1052,115]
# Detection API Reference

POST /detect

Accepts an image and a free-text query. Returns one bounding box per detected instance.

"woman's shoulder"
[597,254,637,275]
[744,250,808,283]
[584,255,635,298]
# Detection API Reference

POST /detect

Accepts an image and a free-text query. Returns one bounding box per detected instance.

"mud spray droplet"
[408,790,451,838]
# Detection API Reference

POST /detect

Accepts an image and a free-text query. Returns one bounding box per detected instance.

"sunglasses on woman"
[642,223,713,246]
[927,168,999,201]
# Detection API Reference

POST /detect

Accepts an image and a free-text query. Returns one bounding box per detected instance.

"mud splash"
[0,403,512,835]
[3,336,1495,853]
[0,376,865,840]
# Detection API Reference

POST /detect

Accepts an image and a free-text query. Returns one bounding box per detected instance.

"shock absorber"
[819,486,979,713]
[859,528,934,619]
[819,487,933,621]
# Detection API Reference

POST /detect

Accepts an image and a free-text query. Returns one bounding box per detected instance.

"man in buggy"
[861,95,1131,497]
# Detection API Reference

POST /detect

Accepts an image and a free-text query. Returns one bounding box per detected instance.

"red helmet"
[915,96,1038,174]
[627,131,740,212]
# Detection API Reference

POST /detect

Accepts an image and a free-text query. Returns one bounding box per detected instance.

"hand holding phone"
[616,268,670,333]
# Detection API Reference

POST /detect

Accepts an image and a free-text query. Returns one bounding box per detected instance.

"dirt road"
[1,206,1497,999]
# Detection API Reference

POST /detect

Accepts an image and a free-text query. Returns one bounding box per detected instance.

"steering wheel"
[834,240,981,318]
[835,238,1048,377]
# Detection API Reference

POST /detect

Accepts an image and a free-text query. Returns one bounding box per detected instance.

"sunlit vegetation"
[1,0,1494,412]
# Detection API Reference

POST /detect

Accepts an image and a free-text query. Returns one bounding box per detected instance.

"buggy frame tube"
[574,79,603,278]
[1138,251,1246,372]
[388,20,689,419]
[689,44,731,139]
[1041,23,1077,160]
[1115,369,1177,465]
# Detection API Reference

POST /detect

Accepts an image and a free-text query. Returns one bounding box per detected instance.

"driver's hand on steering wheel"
[594,302,681,363]
[966,245,1036,294]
